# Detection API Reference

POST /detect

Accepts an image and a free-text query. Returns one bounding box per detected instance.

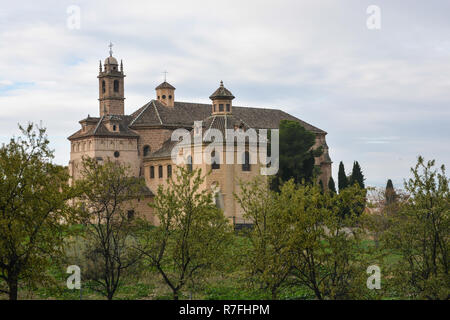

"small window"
[211,151,220,170]
[114,151,120,158]
[150,166,155,178]
[187,156,193,173]
[114,80,119,92]
[226,104,230,112]
[167,165,172,178]
[102,80,106,93]
[162,95,166,99]
[242,151,250,171]
[143,145,151,157]
[113,124,117,131]
[168,95,172,99]
[158,165,163,178]
[219,104,224,112]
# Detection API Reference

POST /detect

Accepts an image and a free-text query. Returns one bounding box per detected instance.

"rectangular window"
[242,152,251,171]
[226,104,230,112]
[127,210,135,220]
[150,166,155,178]
[167,165,172,178]
[219,104,224,112]
[158,165,163,178]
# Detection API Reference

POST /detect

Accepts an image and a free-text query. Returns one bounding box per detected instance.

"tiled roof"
[201,114,250,141]
[69,99,326,159]
[155,81,175,90]
[129,100,326,134]
[209,81,235,100]
[145,139,179,159]
[68,114,139,140]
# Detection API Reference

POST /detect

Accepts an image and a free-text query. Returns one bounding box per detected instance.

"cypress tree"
[385,179,396,205]
[338,161,348,192]
[386,179,394,189]
[350,161,365,189]
[328,177,337,194]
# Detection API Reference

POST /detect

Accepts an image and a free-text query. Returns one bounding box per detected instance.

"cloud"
[0,0,449,186]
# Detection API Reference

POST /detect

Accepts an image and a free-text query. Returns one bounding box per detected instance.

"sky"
[0,0,449,188]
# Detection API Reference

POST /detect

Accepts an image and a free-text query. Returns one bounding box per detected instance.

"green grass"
[0,234,405,300]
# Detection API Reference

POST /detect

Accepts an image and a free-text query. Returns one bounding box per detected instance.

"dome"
[104,56,118,65]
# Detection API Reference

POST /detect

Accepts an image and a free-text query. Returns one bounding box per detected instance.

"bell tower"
[98,42,125,116]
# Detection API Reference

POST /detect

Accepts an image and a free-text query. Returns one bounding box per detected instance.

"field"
[0,232,401,300]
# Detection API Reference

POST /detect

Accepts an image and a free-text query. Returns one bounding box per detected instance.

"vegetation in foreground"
[0,123,448,300]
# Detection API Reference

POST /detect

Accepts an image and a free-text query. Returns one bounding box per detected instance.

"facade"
[68,51,332,224]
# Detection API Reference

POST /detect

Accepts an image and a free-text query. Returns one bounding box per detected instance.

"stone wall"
[69,136,140,180]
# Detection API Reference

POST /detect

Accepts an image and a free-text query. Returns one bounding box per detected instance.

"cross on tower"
[108,42,113,57]
[162,70,168,82]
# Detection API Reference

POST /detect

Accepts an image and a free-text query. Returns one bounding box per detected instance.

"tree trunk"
[173,290,179,300]
[8,274,18,300]
[271,287,278,300]
[107,291,114,300]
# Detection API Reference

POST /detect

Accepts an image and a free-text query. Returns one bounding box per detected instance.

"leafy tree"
[328,177,337,194]
[385,179,397,206]
[138,166,231,300]
[285,182,368,299]
[73,157,146,300]
[382,156,449,299]
[236,178,367,300]
[271,120,322,191]
[235,177,293,299]
[349,161,365,189]
[0,124,74,300]
[338,161,348,192]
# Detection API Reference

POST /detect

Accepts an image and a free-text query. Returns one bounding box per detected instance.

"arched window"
[114,80,119,92]
[211,151,220,170]
[158,165,163,178]
[242,151,251,171]
[102,80,106,93]
[143,145,151,157]
[150,166,155,179]
[167,165,172,178]
[187,156,193,173]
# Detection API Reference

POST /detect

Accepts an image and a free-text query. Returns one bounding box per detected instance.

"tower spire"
[108,41,113,57]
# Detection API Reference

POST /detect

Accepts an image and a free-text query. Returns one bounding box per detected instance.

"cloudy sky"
[0,0,449,188]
